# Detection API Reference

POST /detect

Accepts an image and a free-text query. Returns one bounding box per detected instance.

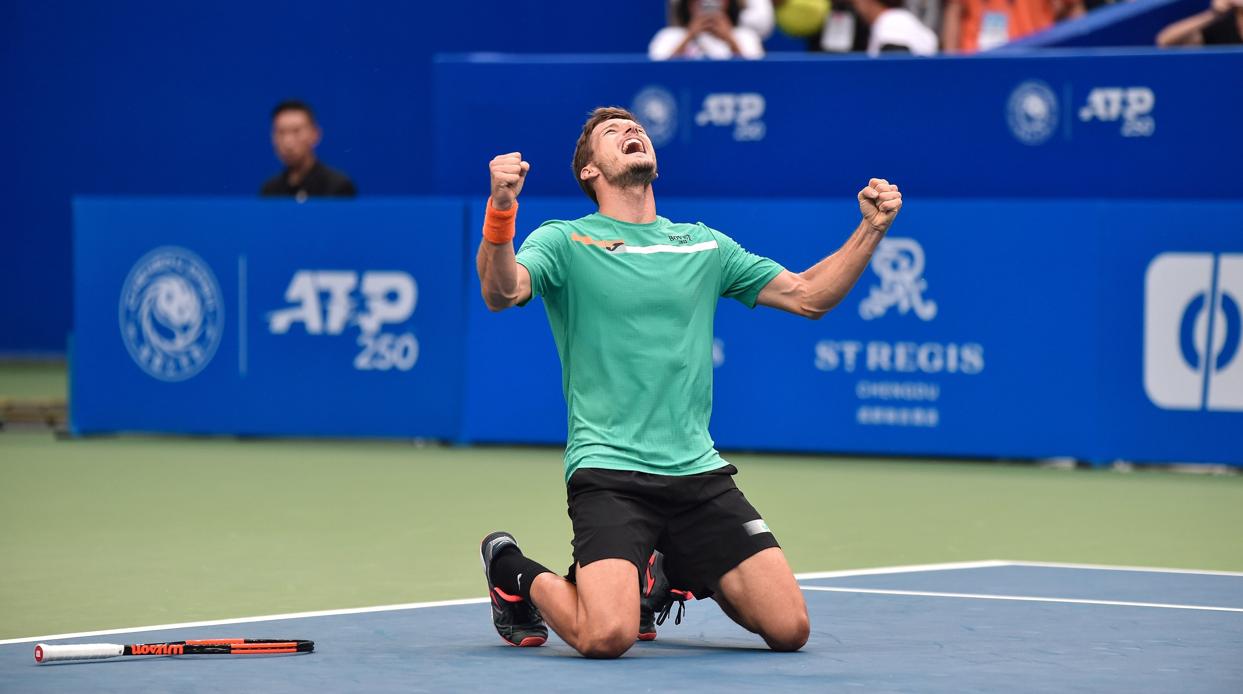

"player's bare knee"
[577,628,633,659]
[762,613,810,652]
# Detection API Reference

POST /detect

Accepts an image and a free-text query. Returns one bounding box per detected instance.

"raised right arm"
[477,152,533,312]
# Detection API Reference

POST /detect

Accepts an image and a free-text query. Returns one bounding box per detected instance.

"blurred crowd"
[650,0,1241,59]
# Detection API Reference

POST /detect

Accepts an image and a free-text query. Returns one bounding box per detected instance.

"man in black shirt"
[260,100,357,200]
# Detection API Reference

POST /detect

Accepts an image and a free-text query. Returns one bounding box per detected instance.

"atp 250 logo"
[267,270,419,372]
[1144,253,1242,411]
[1007,81,1157,144]
[1079,87,1155,138]
[696,93,766,142]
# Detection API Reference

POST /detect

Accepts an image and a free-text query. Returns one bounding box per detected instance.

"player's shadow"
[32,653,312,667]
[473,638,791,660]
[633,639,793,655]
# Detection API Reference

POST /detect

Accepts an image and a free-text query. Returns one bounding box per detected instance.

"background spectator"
[741,0,778,39]
[650,0,766,59]
[797,0,933,54]
[1157,0,1243,46]
[773,0,828,38]
[941,0,1055,52]
[1082,0,1118,12]
[814,1,872,52]
[905,0,943,36]
[261,100,357,201]
[853,0,939,54]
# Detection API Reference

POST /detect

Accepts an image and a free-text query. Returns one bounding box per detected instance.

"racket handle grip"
[35,643,124,663]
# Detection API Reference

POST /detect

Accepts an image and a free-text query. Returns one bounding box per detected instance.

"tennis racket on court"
[34,638,314,663]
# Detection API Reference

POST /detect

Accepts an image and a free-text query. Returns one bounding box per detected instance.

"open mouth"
[622,138,646,155]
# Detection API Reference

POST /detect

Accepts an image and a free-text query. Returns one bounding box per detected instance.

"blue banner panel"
[434,52,1243,201]
[1090,201,1243,465]
[72,196,1242,465]
[71,198,467,438]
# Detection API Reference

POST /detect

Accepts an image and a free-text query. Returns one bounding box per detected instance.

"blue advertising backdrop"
[3,2,666,353]
[73,198,466,438]
[71,197,1243,466]
[434,51,1243,200]
[9,42,1242,352]
[1091,202,1243,464]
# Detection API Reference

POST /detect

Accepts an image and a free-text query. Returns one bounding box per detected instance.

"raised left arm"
[757,178,902,319]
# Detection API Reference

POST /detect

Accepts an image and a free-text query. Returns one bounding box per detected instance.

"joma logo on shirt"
[667,234,692,244]
[571,232,625,252]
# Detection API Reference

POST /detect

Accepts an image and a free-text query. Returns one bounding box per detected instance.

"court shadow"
[478,639,795,659]
[634,639,795,655]
[32,652,312,667]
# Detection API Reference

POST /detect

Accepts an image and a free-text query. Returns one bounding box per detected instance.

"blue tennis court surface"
[4,561,1240,693]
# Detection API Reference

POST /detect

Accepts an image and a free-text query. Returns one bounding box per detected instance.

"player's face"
[590,118,658,184]
[271,111,320,168]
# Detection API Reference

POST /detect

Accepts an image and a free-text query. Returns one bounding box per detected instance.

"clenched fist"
[858,178,902,233]
[490,152,530,211]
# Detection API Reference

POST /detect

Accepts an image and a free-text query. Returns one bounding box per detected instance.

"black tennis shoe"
[638,550,691,641]
[480,531,548,647]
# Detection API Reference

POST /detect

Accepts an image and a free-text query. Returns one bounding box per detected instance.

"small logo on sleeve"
[743,519,771,536]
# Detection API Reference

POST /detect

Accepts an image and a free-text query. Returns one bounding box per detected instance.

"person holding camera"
[649,0,766,59]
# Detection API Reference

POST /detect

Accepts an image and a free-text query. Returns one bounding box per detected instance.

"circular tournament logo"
[631,86,678,148]
[118,246,224,381]
[1006,81,1059,146]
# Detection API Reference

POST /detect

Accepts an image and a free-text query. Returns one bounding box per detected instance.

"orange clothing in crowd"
[950,0,1055,52]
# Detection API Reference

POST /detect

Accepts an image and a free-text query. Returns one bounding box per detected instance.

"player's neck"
[596,185,657,224]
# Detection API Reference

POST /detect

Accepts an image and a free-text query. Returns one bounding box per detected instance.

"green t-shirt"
[515,212,785,482]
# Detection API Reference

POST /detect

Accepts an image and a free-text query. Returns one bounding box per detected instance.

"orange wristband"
[482,198,517,245]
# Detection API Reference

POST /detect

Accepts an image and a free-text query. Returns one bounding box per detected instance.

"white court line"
[0,598,488,646]
[794,560,1010,580]
[1000,560,1243,578]
[6,560,1240,646]
[800,586,1243,613]
[0,560,999,646]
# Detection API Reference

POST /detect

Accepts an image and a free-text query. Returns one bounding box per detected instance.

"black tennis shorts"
[565,464,780,598]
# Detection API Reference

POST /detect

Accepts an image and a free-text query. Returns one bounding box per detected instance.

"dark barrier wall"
[72,198,1243,466]
[2,3,664,353]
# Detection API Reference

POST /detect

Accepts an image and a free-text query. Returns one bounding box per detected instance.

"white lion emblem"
[119,246,223,381]
[142,275,205,353]
[859,238,938,321]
